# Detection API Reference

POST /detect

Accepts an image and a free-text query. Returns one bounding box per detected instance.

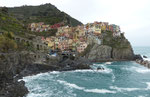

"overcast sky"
[1,0,150,46]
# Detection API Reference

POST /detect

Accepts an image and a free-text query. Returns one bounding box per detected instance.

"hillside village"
[28,21,122,53]
[0,5,136,97]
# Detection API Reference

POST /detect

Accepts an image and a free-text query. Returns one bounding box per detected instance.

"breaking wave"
[122,66,150,74]
[110,82,150,92]
[84,89,116,94]
[105,62,113,65]
[57,80,116,94]
[70,68,112,74]
[110,86,140,92]
[146,82,150,90]
[49,71,60,74]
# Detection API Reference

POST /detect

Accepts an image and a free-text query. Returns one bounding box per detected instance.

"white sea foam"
[57,80,116,94]
[112,73,115,82]
[27,93,43,97]
[105,62,113,65]
[110,82,150,93]
[110,86,140,92]
[100,65,112,73]
[146,82,150,90]
[136,69,150,74]
[73,69,95,72]
[138,96,145,97]
[122,66,150,74]
[21,71,60,82]
[57,80,84,90]
[143,58,150,61]
[93,62,113,66]
[21,72,54,82]
[132,66,150,74]
[142,55,150,61]
[84,89,116,94]
[50,71,60,74]
[27,91,54,97]
[71,68,112,74]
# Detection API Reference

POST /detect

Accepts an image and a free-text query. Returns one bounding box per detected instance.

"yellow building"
[101,25,106,31]
[93,25,101,35]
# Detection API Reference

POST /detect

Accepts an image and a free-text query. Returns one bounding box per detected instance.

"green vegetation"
[0,8,27,35]
[0,32,17,52]
[102,31,131,49]
[8,3,82,27]
[16,41,35,51]
[0,7,57,52]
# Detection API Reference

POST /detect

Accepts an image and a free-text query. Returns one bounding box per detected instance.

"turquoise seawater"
[22,47,150,97]
[133,47,150,57]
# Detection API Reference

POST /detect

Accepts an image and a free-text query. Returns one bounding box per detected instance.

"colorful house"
[77,42,88,53]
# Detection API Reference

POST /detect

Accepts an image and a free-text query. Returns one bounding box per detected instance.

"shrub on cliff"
[102,31,131,49]
[0,32,17,52]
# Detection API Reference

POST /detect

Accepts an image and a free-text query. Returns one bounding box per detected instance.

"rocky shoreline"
[0,52,92,97]
[136,59,150,68]
[0,51,144,97]
[135,55,150,69]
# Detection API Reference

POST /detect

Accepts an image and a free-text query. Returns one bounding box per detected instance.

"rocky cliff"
[0,52,91,97]
[82,31,134,62]
[0,53,31,97]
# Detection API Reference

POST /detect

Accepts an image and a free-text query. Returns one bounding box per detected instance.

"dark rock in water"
[134,54,143,60]
[143,55,148,58]
[97,67,104,70]
[136,58,150,69]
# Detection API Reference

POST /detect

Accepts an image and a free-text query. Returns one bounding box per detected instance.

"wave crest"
[57,80,116,94]
[84,89,116,94]
[110,86,140,92]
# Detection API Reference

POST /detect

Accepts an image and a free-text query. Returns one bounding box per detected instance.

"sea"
[22,47,150,97]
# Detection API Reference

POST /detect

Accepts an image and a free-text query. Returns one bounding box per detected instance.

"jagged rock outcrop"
[58,57,91,71]
[85,44,112,62]
[112,47,134,60]
[82,31,135,62]
[83,43,134,62]
[19,52,92,76]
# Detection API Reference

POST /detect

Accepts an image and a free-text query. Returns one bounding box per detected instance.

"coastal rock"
[0,53,29,97]
[143,55,148,58]
[134,54,143,60]
[136,58,150,69]
[19,63,59,77]
[84,44,134,62]
[58,57,91,71]
[0,80,28,97]
[85,44,112,62]
[112,48,134,60]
